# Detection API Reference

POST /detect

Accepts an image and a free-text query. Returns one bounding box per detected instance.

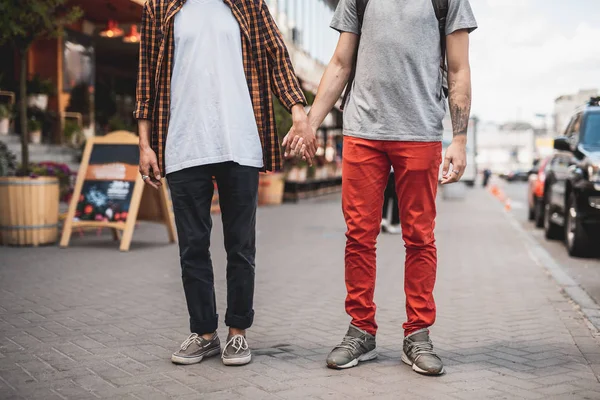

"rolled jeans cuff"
[225,310,254,330]
[190,316,218,335]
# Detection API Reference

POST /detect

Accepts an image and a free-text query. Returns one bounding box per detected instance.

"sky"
[468,0,600,124]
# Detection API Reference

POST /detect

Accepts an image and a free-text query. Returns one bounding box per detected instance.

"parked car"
[528,156,552,228]
[501,169,530,182]
[543,97,600,257]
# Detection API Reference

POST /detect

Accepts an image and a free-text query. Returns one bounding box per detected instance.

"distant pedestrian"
[284,0,477,375]
[135,0,313,367]
[483,168,492,187]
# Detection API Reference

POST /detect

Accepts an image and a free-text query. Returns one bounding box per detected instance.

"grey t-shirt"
[331,0,477,142]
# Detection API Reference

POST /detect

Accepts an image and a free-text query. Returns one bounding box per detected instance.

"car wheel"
[544,195,563,240]
[565,194,593,258]
[534,198,544,228]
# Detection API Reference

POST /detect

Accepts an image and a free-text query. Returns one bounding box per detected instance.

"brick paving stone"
[566,390,600,400]
[451,388,507,399]
[536,383,583,396]
[494,386,546,400]
[2,189,600,398]
[489,374,544,391]
[234,386,284,400]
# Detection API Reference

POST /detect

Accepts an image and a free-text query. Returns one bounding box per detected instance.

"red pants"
[342,136,441,336]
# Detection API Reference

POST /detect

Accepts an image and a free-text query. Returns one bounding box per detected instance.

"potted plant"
[66,82,93,137]
[0,0,82,246]
[0,141,17,177]
[0,142,17,244]
[0,104,12,135]
[63,119,83,147]
[27,118,42,144]
[30,162,75,203]
[27,74,55,110]
[287,159,308,182]
[108,115,129,132]
[258,172,286,206]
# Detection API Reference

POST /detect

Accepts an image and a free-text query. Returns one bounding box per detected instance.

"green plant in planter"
[27,118,42,133]
[63,119,82,143]
[0,104,12,120]
[0,141,17,177]
[274,99,293,143]
[307,164,316,180]
[27,74,56,96]
[0,0,82,174]
[66,82,91,127]
[108,115,129,132]
[273,88,316,143]
[29,162,75,202]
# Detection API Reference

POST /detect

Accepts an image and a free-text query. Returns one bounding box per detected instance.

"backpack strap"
[431,0,449,97]
[341,0,369,110]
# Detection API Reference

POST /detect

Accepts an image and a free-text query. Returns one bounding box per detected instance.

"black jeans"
[382,172,400,225]
[167,162,259,335]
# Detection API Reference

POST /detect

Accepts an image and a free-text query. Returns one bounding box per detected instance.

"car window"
[582,112,600,147]
[564,116,576,136]
[566,113,582,138]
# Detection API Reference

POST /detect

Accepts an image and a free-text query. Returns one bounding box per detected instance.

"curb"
[494,190,600,333]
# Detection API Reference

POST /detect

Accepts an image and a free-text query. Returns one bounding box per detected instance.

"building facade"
[0,0,342,145]
[265,0,339,93]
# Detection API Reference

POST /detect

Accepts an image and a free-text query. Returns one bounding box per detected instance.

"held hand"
[139,146,162,189]
[282,114,317,166]
[441,137,467,185]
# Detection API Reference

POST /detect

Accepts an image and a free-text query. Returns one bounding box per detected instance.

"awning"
[69,0,143,24]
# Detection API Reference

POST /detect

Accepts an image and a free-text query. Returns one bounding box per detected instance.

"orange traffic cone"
[490,184,499,197]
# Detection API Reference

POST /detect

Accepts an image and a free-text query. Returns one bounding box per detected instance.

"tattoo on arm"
[448,74,471,137]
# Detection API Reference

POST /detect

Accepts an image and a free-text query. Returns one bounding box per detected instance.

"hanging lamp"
[99,20,124,38]
[123,25,140,43]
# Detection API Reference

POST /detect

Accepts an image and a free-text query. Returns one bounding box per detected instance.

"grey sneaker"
[326,325,377,369]
[171,333,221,365]
[402,329,444,375]
[222,335,252,366]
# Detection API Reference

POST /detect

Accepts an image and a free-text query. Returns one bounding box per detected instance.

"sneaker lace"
[410,339,437,360]
[180,333,201,351]
[225,335,248,354]
[335,336,363,352]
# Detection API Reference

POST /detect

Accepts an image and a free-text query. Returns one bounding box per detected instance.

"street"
[500,181,600,310]
[2,187,600,399]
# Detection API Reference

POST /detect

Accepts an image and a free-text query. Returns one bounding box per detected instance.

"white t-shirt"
[165,0,263,175]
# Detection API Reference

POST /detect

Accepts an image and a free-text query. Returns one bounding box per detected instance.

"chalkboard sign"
[60,131,176,251]
[75,144,138,223]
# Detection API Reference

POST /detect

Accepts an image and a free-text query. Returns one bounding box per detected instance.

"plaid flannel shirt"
[134,0,307,173]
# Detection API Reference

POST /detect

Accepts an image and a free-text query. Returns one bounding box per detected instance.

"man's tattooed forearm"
[450,103,469,137]
[448,78,471,137]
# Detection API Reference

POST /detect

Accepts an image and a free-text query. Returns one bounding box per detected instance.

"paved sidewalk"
[1,188,600,399]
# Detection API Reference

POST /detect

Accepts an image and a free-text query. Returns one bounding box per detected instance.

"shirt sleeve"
[134,3,159,120]
[330,0,360,35]
[446,0,478,35]
[260,2,306,112]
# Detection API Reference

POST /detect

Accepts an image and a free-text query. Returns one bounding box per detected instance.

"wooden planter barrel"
[0,176,60,246]
[258,173,285,206]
